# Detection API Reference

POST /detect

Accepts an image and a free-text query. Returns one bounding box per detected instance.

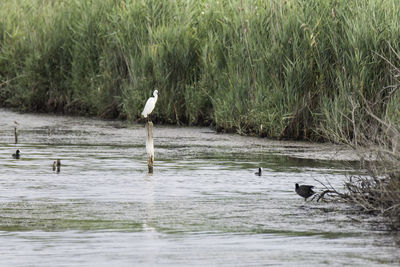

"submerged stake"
[14,121,19,144]
[53,159,61,173]
[57,159,61,173]
[14,127,18,144]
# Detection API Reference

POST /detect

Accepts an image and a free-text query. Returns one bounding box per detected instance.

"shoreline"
[1,108,360,162]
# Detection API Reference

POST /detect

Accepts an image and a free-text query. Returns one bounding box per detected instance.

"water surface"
[0,109,399,266]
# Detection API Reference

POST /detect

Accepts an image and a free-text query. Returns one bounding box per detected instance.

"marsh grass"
[0,0,399,140]
[315,44,400,229]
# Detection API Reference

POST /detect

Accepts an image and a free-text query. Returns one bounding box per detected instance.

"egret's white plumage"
[141,90,158,118]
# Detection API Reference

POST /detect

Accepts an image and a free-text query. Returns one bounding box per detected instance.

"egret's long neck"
[154,94,158,103]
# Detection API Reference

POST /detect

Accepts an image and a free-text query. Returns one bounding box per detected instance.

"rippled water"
[0,109,399,266]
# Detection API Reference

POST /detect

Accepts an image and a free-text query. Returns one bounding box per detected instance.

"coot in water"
[12,149,20,159]
[295,183,315,200]
[254,167,262,176]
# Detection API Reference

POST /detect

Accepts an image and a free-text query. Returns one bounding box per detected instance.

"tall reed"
[0,0,399,140]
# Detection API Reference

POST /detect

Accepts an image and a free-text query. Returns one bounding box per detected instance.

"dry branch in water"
[312,179,348,202]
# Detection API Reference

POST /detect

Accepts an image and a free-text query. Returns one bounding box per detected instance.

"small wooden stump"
[56,159,61,173]
[14,121,19,144]
[53,159,61,173]
[14,126,18,144]
[145,122,154,173]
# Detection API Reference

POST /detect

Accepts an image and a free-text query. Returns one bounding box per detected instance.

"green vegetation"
[0,0,399,140]
[334,45,400,230]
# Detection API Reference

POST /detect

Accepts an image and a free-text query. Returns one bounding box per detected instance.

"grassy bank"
[0,0,399,140]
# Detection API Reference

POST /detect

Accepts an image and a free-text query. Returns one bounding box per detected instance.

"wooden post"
[56,159,61,173]
[14,126,18,144]
[146,122,154,173]
[53,159,61,173]
[14,121,19,144]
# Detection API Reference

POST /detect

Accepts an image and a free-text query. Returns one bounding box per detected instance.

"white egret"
[141,90,158,118]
